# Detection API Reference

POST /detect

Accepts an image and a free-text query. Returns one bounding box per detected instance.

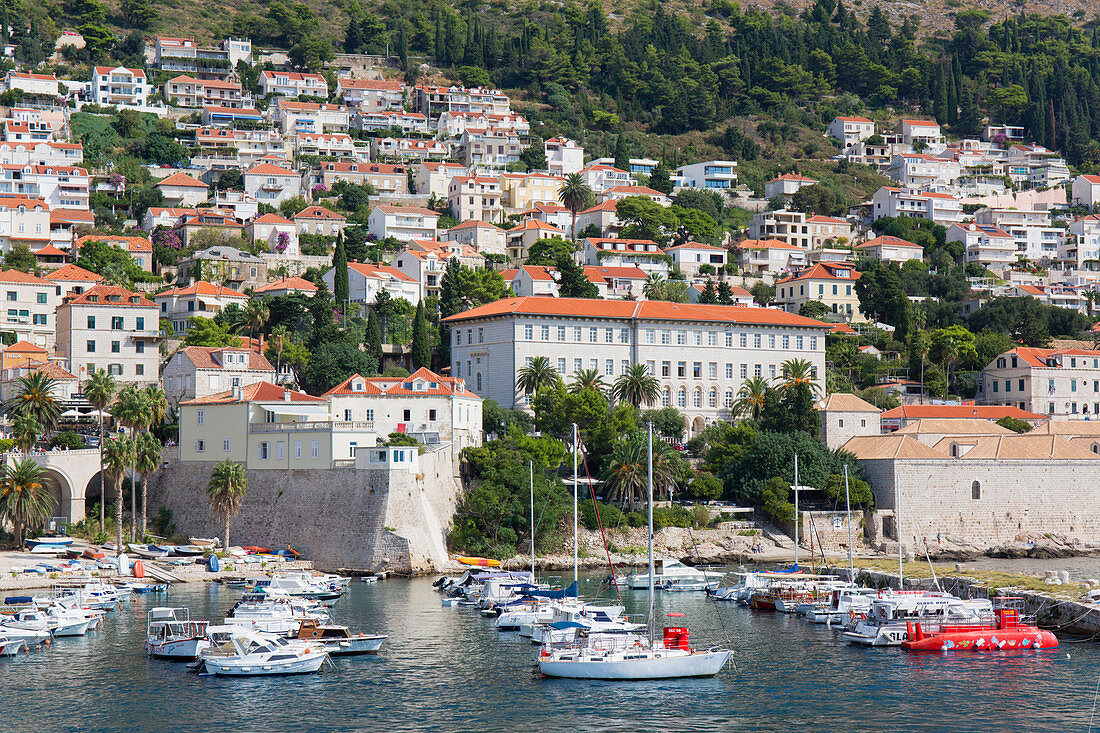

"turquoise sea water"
[0,572,1095,732]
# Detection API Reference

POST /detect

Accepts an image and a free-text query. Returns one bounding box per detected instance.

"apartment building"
[246,213,299,257]
[1067,215,1100,270]
[311,161,407,195]
[199,106,264,128]
[55,285,159,385]
[193,127,287,168]
[5,72,60,98]
[323,261,420,306]
[243,162,302,207]
[436,111,529,138]
[947,222,1017,271]
[259,70,327,99]
[443,220,506,256]
[896,119,945,151]
[544,137,584,176]
[734,238,806,277]
[152,36,251,80]
[443,296,828,437]
[253,276,317,298]
[0,269,58,346]
[273,100,349,135]
[162,344,276,407]
[826,116,876,149]
[368,205,440,242]
[854,235,924,263]
[0,141,83,167]
[973,207,1063,263]
[498,173,564,215]
[457,128,523,168]
[749,209,813,250]
[0,164,89,210]
[370,137,449,161]
[293,205,345,237]
[870,187,963,226]
[505,220,565,262]
[177,245,266,289]
[764,173,818,199]
[165,76,246,108]
[414,161,467,197]
[575,200,620,238]
[72,234,152,271]
[664,242,727,277]
[46,263,102,298]
[412,85,511,117]
[776,263,863,321]
[582,238,670,276]
[448,176,502,223]
[976,347,1100,419]
[579,163,634,193]
[1072,174,1100,212]
[155,171,209,206]
[600,185,670,207]
[0,196,50,251]
[91,67,148,107]
[352,111,429,135]
[336,78,404,110]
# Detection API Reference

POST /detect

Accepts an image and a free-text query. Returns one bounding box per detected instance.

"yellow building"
[498,173,564,215]
[775,263,865,322]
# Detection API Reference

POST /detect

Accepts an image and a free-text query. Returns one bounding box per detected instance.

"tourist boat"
[901,598,1058,652]
[843,591,994,646]
[538,426,731,680]
[195,627,328,676]
[145,607,210,660]
[623,559,713,591]
[295,619,385,656]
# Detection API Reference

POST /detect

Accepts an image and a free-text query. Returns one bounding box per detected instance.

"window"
[223,439,231,451]
[365,409,374,421]
[622,359,630,374]
[541,325,549,340]
[558,357,566,374]
[310,440,319,459]
[344,409,353,421]
[783,335,790,349]
[135,342,144,354]
[111,341,120,353]
[429,409,437,421]
[86,340,96,353]
[455,331,461,346]
[524,324,532,340]
[87,316,95,329]
[724,390,733,407]
[294,441,302,459]
[36,293,46,304]
[646,329,655,344]
[403,409,411,421]
[993,381,998,393]
[693,362,702,379]
[1022,380,1026,392]
[135,364,144,376]
[574,358,582,373]
[662,361,671,377]
[605,359,614,376]
[740,333,747,348]
[676,331,686,346]
[111,316,123,330]
[677,388,686,407]
[753,334,761,348]
[708,332,716,347]
[741,364,747,378]
[32,314,46,325]
[589,327,598,342]
[259,442,269,459]
[725,363,733,379]
[754,364,762,377]
[796,336,804,350]
[708,388,717,408]
[677,361,686,378]
[693,390,702,408]
[605,328,613,343]
[574,327,582,341]
[196,439,205,452]
[692,331,701,346]
[725,332,732,347]
[661,329,671,345]
[620,328,630,343]
[276,442,285,459]
[769,335,776,348]
[558,326,566,341]
[662,389,670,407]
[972,481,981,500]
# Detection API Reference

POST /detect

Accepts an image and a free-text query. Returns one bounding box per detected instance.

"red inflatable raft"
[901,601,1057,652]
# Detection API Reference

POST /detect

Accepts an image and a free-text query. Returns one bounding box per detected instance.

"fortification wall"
[146,448,461,574]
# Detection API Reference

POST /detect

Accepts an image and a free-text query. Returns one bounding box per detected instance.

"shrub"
[50,431,85,450]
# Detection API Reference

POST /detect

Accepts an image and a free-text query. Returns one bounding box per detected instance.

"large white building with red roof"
[826,116,875,148]
[443,219,505,255]
[91,66,148,107]
[0,268,61,346]
[733,238,807,277]
[244,162,302,206]
[55,285,159,385]
[155,171,209,207]
[976,347,1100,419]
[368,205,440,243]
[259,70,327,99]
[664,241,727,277]
[582,237,670,276]
[162,344,277,407]
[443,296,828,437]
[336,78,405,111]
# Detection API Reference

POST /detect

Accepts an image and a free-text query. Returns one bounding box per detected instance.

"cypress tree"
[945,63,958,126]
[411,301,431,369]
[332,230,349,314]
[932,66,948,124]
[366,308,383,364]
[614,133,629,171]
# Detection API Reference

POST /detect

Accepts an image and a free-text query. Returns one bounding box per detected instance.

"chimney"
[283,388,291,402]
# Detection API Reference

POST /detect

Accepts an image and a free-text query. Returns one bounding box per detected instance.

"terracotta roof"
[1030,421,1100,437]
[34,245,68,258]
[338,78,404,91]
[346,262,417,283]
[369,367,477,397]
[448,220,497,231]
[1080,175,1100,184]
[835,116,873,123]
[664,241,725,252]
[932,434,1099,460]
[156,281,248,299]
[508,220,563,233]
[857,235,923,250]
[246,163,298,177]
[294,206,344,221]
[252,213,295,225]
[254,276,318,294]
[768,173,818,183]
[1001,347,1100,369]
[178,346,273,372]
[737,238,801,251]
[5,340,46,353]
[157,171,208,189]
[0,268,52,285]
[46,264,101,282]
[50,209,95,225]
[60,285,154,307]
[605,185,666,196]
[583,266,648,280]
[373,205,440,217]
[74,235,152,252]
[901,119,939,127]
[322,373,385,396]
[882,405,1046,421]
[841,434,944,459]
[181,380,325,405]
[3,360,76,381]
[777,263,860,284]
[831,323,857,334]
[819,393,880,413]
[442,296,831,328]
[895,419,1014,436]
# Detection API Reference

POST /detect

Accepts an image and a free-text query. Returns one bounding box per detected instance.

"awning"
[262,404,329,417]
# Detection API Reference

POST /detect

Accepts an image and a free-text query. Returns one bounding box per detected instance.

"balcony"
[250,421,332,433]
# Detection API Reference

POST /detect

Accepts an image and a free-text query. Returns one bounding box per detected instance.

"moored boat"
[901,598,1058,652]
[195,627,327,676]
[295,619,385,655]
[145,607,210,660]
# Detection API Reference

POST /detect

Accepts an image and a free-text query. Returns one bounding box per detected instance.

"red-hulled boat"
[901,598,1057,652]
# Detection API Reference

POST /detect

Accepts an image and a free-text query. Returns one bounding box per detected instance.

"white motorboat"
[529,603,642,644]
[0,637,26,655]
[249,575,343,602]
[2,608,91,637]
[0,621,50,645]
[225,599,328,636]
[843,591,994,646]
[294,619,385,656]
[145,607,210,660]
[710,571,780,604]
[58,582,125,611]
[623,559,713,591]
[196,627,328,676]
[538,425,732,680]
[805,587,878,624]
[496,600,554,632]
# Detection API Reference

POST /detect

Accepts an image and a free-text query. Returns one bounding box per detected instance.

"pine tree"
[411,301,431,369]
[555,255,599,298]
[698,280,717,303]
[332,230,349,315]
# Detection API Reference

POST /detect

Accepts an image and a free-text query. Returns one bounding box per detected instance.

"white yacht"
[623,559,712,591]
[225,599,328,635]
[294,619,385,656]
[2,608,91,637]
[145,607,210,660]
[843,591,994,646]
[0,636,26,655]
[196,627,328,676]
[804,587,878,624]
[528,603,642,644]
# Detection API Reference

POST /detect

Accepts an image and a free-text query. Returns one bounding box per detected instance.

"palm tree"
[602,432,677,511]
[11,414,40,454]
[733,376,770,421]
[133,432,161,541]
[233,298,270,347]
[111,385,151,541]
[84,369,116,529]
[103,436,133,551]
[780,358,822,396]
[269,325,290,380]
[611,363,660,408]
[4,371,60,441]
[208,460,247,550]
[558,172,593,241]
[0,459,53,549]
[1084,290,1100,318]
[569,368,607,395]
[642,274,666,300]
[515,356,559,404]
[143,384,168,431]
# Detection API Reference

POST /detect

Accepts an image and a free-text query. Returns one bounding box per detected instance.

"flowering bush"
[311,184,329,196]
[275,231,290,254]
[153,229,182,250]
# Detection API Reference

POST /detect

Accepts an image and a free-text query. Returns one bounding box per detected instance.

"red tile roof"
[60,285,153,307]
[442,296,830,328]
[736,238,801,250]
[777,263,860,284]
[294,206,344,221]
[74,235,152,252]
[5,340,46,353]
[254,276,318,294]
[322,373,385,395]
[182,380,325,405]
[157,171,208,188]
[857,235,923,250]
[347,262,417,283]
[178,345,273,372]
[246,163,298,177]
[156,281,247,299]
[253,213,295,225]
[0,268,53,285]
[881,405,1046,421]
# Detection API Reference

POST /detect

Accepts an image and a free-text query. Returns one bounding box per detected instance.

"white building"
[165,75,246,108]
[273,100,349,135]
[1072,174,1100,212]
[155,171,209,207]
[5,72,60,98]
[448,176,502,223]
[443,296,829,437]
[444,220,506,256]
[976,347,1100,419]
[353,111,429,135]
[664,241,727,277]
[414,161,467,197]
[582,237,670,276]
[543,137,584,176]
[243,162,301,207]
[1067,215,1100,270]
[162,344,276,407]
[870,187,963,227]
[91,66,148,107]
[0,268,59,346]
[947,222,1017,271]
[897,119,945,150]
[246,213,299,257]
[152,36,251,79]
[0,141,83,167]
[826,116,875,149]
[505,220,565,262]
[854,235,924,263]
[55,285,159,385]
[885,153,963,189]
[764,173,817,199]
[579,163,633,193]
[734,238,807,277]
[368,205,440,243]
[973,208,1063,263]
[259,70,327,99]
[336,78,404,110]
[676,160,738,191]
[293,205,345,237]
[600,185,670,207]
[0,196,51,251]
[154,281,249,334]
[323,261,420,306]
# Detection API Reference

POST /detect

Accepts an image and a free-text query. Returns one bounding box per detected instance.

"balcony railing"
[248,420,376,433]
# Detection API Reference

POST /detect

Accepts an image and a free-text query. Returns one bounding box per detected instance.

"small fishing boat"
[195,627,328,676]
[0,637,26,655]
[128,544,169,559]
[242,546,272,554]
[189,537,220,548]
[901,598,1057,652]
[2,608,91,637]
[82,548,106,561]
[145,607,210,660]
[168,545,204,557]
[26,537,74,550]
[222,578,249,588]
[295,619,385,655]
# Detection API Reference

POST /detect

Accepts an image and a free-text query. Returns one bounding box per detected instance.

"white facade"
[368,205,440,242]
[448,176,502,223]
[92,66,148,106]
[827,116,875,148]
[55,285,159,385]
[323,262,421,306]
[871,187,963,226]
[0,269,58,346]
[243,163,302,207]
[676,160,738,191]
[977,348,1100,419]
[543,137,584,176]
[259,70,327,99]
[415,162,467,197]
[162,345,276,407]
[1073,175,1100,212]
[764,174,817,199]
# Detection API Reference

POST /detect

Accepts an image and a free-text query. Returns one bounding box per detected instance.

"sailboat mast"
[573,422,578,591]
[844,464,853,582]
[793,453,799,569]
[530,459,535,581]
[647,422,654,646]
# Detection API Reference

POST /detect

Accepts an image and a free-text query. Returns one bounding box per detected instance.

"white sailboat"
[538,424,731,680]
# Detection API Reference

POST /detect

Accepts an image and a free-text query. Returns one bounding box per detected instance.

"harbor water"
[1,569,1097,732]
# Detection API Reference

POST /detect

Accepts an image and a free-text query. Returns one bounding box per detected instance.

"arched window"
[1093,443,1099,454]
[677,388,686,408]
[708,387,718,408]
[971,481,981,500]
[950,443,958,457]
